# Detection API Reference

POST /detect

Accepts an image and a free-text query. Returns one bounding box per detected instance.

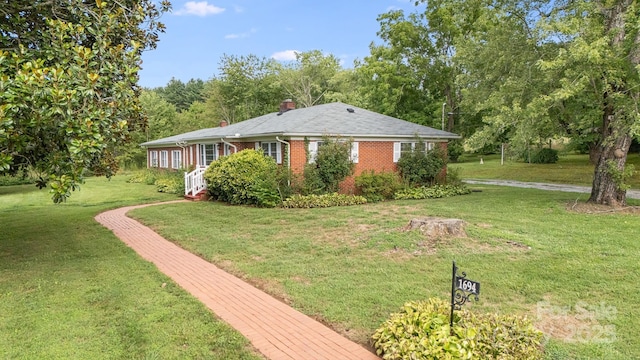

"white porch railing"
[184,165,207,196]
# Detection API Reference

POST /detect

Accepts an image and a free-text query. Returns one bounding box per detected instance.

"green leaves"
[203,149,281,207]
[372,297,543,360]
[0,0,168,202]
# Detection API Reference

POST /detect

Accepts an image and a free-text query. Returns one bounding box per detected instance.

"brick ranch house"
[141,100,460,197]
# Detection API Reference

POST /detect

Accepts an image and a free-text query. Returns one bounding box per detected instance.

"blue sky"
[139,0,422,88]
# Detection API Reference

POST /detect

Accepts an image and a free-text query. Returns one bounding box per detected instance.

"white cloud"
[225,28,256,40]
[174,1,225,16]
[271,50,299,61]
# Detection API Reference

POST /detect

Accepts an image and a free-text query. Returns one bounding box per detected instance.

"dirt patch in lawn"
[566,201,640,215]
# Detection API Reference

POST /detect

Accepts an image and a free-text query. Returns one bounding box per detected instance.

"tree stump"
[406,217,467,238]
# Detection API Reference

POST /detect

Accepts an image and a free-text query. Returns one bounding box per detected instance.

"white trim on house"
[350,142,359,163]
[308,141,319,164]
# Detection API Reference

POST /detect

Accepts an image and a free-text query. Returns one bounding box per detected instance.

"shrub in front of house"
[154,172,184,194]
[372,298,543,360]
[355,170,403,202]
[204,149,280,207]
[302,136,355,194]
[394,184,471,200]
[282,193,367,208]
[397,144,446,186]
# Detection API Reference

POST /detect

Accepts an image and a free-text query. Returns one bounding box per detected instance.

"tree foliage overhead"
[0,0,169,202]
[277,50,341,107]
[153,77,204,112]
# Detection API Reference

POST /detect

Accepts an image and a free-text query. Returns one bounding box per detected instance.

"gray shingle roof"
[141,102,459,147]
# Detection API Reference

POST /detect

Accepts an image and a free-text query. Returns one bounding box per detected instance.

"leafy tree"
[449,0,639,205]
[0,0,169,202]
[154,77,204,112]
[208,54,284,123]
[277,50,341,107]
[540,0,640,205]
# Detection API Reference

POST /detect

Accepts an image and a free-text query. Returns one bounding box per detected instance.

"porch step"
[184,190,208,201]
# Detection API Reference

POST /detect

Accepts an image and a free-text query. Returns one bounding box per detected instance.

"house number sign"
[449,261,480,331]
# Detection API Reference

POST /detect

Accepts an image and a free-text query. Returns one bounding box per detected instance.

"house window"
[393,141,435,162]
[160,150,168,168]
[308,141,358,164]
[171,150,182,169]
[150,151,158,167]
[307,141,325,164]
[260,142,282,164]
[199,144,217,166]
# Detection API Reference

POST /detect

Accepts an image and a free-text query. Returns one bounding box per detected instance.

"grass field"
[451,153,640,188]
[0,177,262,360]
[128,172,640,359]
[2,153,639,359]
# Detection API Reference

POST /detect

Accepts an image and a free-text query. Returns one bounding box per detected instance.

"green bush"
[204,149,280,207]
[154,176,183,194]
[127,169,160,185]
[444,167,463,186]
[394,184,471,200]
[397,143,446,186]
[128,169,184,195]
[531,148,559,164]
[372,298,543,360]
[282,193,367,208]
[0,174,35,186]
[355,170,402,202]
[303,136,355,194]
[447,139,464,163]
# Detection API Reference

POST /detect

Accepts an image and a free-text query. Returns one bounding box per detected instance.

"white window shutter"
[308,141,318,163]
[255,142,260,150]
[393,142,401,163]
[351,142,359,163]
[276,143,282,164]
[426,142,434,151]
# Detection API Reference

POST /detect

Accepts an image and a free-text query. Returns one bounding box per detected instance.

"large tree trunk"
[588,0,637,206]
[588,133,632,206]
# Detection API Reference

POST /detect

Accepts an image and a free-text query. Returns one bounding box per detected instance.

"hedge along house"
[141,100,460,198]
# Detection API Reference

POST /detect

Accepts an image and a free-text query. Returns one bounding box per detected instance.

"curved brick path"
[95,202,379,360]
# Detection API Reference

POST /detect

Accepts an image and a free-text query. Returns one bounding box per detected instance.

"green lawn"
[0,177,262,360]
[129,183,640,360]
[3,156,639,359]
[451,153,640,188]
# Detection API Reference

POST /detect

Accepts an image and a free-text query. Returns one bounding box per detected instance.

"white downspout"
[220,138,237,154]
[275,137,290,169]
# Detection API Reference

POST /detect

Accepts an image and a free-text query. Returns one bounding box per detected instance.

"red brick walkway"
[95,202,380,360]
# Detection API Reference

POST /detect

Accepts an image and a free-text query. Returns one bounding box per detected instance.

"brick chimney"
[279,99,295,112]
[219,120,228,127]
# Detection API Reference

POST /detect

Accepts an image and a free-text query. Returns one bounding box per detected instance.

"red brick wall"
[286,140,449,194]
